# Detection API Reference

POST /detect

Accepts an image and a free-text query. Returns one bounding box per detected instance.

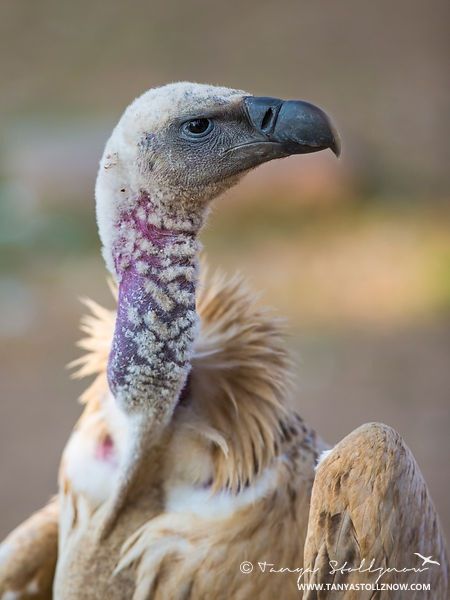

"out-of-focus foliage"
[0,0,449,329]
[1,0,449,192]
[0,0,449,544]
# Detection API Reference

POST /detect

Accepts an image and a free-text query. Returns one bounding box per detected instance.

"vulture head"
[96,82,340,277]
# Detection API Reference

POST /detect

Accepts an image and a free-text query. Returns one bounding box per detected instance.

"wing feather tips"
[303,423,449,596]
[0,500,58,600]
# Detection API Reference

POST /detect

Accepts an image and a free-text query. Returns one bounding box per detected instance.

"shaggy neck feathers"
[72,271,298,494]
[107,191,203,419]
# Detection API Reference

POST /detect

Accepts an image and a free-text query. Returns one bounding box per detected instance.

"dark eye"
[182,118,213,137]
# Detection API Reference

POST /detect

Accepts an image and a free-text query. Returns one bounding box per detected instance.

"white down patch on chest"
[63,393,132,506]
[64,428,116,507]
[164,465,279,520]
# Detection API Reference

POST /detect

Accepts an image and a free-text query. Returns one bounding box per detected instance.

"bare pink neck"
[107,192,201,418]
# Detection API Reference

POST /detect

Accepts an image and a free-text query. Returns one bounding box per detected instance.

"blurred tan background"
[0,0,449,543]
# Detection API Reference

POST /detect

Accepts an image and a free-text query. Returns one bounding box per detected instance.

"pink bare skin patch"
[95,434,117,466]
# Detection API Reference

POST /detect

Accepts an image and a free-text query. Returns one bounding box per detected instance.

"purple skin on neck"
[107,194,198,409]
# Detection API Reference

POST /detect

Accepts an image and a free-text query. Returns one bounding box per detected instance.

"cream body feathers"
[51,270,323,600]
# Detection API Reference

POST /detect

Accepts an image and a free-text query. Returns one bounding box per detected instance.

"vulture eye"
[182,118,213,138]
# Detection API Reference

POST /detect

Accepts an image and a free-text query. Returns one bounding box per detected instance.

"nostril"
[243,97,284,134]
[261,108,274,132]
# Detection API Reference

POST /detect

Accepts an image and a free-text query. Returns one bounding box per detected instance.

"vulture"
[0,82,448,600]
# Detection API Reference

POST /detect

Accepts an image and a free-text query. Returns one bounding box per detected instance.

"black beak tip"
[301,101,341,158]
[330,128,341,158]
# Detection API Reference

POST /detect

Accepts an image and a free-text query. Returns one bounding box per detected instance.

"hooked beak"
[239,95,341,160]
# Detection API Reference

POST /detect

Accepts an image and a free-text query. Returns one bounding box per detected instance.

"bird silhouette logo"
[414,553,441,567]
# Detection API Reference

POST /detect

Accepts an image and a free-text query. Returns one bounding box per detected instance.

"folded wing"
[303,423,449,599]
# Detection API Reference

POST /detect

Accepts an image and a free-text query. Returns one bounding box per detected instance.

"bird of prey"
[0,82,448,599]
